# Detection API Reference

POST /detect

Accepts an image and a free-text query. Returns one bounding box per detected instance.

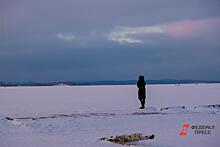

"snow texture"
[0,83,220,147]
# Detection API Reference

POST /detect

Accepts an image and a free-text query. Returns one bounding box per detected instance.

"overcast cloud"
[0,0,220,82]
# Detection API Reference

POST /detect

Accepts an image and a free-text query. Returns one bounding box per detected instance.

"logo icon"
[179,123,190,136]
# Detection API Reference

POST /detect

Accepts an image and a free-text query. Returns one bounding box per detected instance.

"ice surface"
[193,104,220,114]
[0,84,220,147]
[160,106,189,114]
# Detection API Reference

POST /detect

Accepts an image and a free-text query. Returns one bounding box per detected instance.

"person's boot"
[140,101,145,109]
[139,106,144,109]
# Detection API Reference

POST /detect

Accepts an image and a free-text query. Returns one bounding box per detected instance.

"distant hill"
[82,79,220,85]
[0,79,220,87]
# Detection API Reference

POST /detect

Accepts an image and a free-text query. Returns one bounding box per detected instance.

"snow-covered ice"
[0,84,220,147]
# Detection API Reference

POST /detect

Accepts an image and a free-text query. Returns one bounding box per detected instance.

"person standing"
[137,75,146,109]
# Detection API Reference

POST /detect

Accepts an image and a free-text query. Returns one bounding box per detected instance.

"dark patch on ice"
[131,112,160,115]
[6,112,116,120]
[194,104,220,109]
[159,106,189,114]
[5,112,161,121]
[5,117,14,121]
[160,106,185,111]
[193,104,220,114]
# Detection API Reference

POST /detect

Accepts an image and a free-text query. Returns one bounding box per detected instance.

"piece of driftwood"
[99,133,155,145]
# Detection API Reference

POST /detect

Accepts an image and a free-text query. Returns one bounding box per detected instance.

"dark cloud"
[0,0,220,81]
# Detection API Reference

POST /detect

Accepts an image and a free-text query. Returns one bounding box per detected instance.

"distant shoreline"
[1,79,220,87]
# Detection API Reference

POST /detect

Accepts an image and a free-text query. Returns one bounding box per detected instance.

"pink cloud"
[162,18,220,39]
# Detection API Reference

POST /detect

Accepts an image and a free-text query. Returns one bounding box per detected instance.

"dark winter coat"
[137,79,146,99]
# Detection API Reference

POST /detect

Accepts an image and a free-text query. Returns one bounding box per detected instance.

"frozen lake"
[0,84,220,147]
[0,83,219,117]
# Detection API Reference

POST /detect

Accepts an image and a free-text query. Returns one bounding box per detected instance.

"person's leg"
[139,98,145,109]
[138,98,142,106]
[141,99,145,108]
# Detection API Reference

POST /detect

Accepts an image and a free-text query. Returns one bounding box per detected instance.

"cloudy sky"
[0,0,220,82]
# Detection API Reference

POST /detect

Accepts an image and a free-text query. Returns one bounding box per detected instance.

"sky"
[0,0,220,82]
